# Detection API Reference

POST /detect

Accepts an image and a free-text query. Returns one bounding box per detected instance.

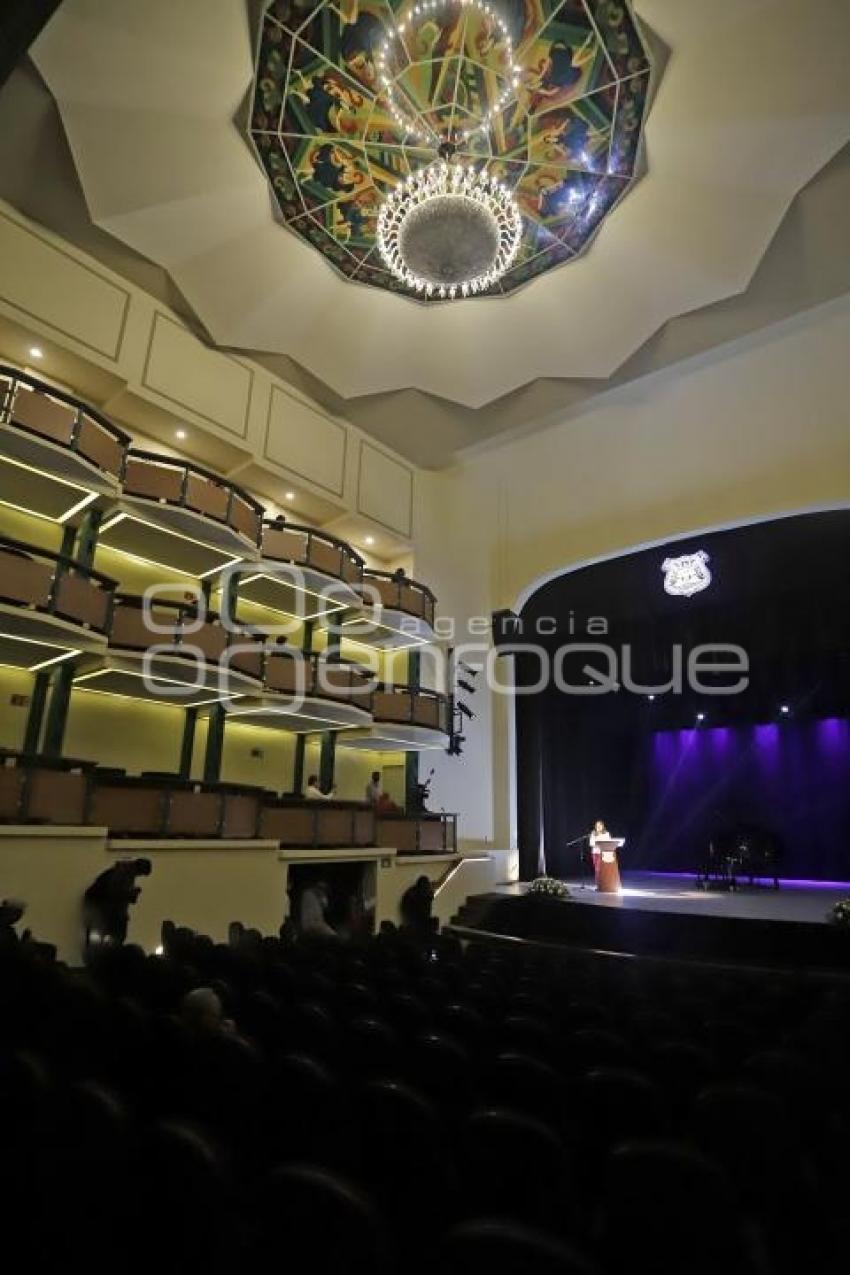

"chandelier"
[376,0,524,299]
[377,159,523,298]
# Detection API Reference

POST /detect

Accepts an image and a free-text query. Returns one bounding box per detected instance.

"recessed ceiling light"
[364,535,375,546]
[285,491,295,501]
[175,428,187,440]
[29,346,44,359]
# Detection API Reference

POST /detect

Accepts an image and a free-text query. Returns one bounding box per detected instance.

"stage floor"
[495,871,849,928]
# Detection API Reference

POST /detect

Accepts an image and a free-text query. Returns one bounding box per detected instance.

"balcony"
[376,811,458,855]
[237,520,364,626]
[0,367,129,521]
[87,774,264,838]
[99,450,264,579]
[340,570,437,650]
[0,535,116,666]
[225,650,374,733]
[340,685,451,751]
[259,797,375,848]
[0,752,94,824]
[72,593,265,707]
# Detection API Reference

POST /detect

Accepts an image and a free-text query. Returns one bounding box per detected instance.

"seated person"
[305,774,335,800]
[298,878,337,939]
[364,769,382,805]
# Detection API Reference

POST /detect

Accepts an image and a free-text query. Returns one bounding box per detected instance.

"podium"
[594,838,623,893]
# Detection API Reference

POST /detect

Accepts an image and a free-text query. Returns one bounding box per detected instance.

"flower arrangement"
[829,899,850,927]
[528,876,571,900]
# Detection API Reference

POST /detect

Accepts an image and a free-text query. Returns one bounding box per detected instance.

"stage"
[450,872,850,972]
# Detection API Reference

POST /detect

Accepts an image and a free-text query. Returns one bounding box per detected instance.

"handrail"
[372,682,451,731]
[126,449,263,514]
[0,364,131,444]
[123,449,264,545]
[362,568,437,605]
[109,592,265,672]
[0,534,118,589]
[262,517,365,566]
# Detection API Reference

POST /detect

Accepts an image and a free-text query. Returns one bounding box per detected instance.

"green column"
[203,703,226,783]
[407,649,421,691]
[23,669,51,754]
[179,707,198,780]
[58,523,76,560]
[292,733,306,795]
[319,729,337,794]
[74,508,102,570]
[42,662,76,757]
[405,750,420,813]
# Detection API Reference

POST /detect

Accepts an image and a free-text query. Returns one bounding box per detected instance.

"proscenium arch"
[504,501,850,865]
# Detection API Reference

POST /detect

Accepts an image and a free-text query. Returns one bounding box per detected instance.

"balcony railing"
[376,811,458,854]
[261,519,364,588]
[361,570,436,628]
[372,684,450,733]
[109,594,265,680]
[0,752,96,824]
[0,366,130,480]
[122,450,263,546]
[87,774,264,838]
[263,648,373,707]
[0,535,117,633]
[259,797,375,848]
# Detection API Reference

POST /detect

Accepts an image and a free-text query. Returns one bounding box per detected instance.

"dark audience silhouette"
[0,905,846,1274]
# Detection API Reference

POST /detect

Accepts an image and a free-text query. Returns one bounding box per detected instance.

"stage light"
[285,491,295,501]
[29,346,44,359]
[780,704,790,715]
[696,712,706,722]
[648,694,656,701]
[175,428,187,440]
[364,535,375,546]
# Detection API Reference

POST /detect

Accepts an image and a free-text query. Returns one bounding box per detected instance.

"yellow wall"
[64,687,185,773]
[0,502,64,553]
[0,665,34,750]
[0,823,511,964]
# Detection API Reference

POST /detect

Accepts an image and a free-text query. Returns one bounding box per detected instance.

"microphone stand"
[564,834,591,889]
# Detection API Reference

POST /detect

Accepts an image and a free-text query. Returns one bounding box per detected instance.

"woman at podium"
[588,820,623,893]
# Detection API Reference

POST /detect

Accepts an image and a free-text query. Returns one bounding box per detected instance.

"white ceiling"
[31,0,850,410]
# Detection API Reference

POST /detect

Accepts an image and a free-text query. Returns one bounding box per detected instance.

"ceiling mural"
[248,0,652,300]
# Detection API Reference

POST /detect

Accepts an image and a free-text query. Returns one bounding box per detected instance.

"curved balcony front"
[0,535,116,668]
[340,684,451,751]
[99,451,264,578]
[73,594,265,706]
[0,367,128,522]
[341,570,437,650]
[242,521,364,624]
[226,650,374,733]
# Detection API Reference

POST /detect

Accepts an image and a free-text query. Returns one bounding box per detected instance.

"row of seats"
[0,750,456,849]
[1,915,846,1273]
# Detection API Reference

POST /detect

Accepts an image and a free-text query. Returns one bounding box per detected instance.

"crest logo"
[662,550,712,598]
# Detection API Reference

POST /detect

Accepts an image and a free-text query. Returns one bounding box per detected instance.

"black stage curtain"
[538,698,648,880]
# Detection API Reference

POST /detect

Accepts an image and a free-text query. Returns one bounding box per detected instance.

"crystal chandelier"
[375,0,524,300]
[377,159,523,298]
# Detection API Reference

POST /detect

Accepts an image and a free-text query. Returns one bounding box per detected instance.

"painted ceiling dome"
[247,0,653,300]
